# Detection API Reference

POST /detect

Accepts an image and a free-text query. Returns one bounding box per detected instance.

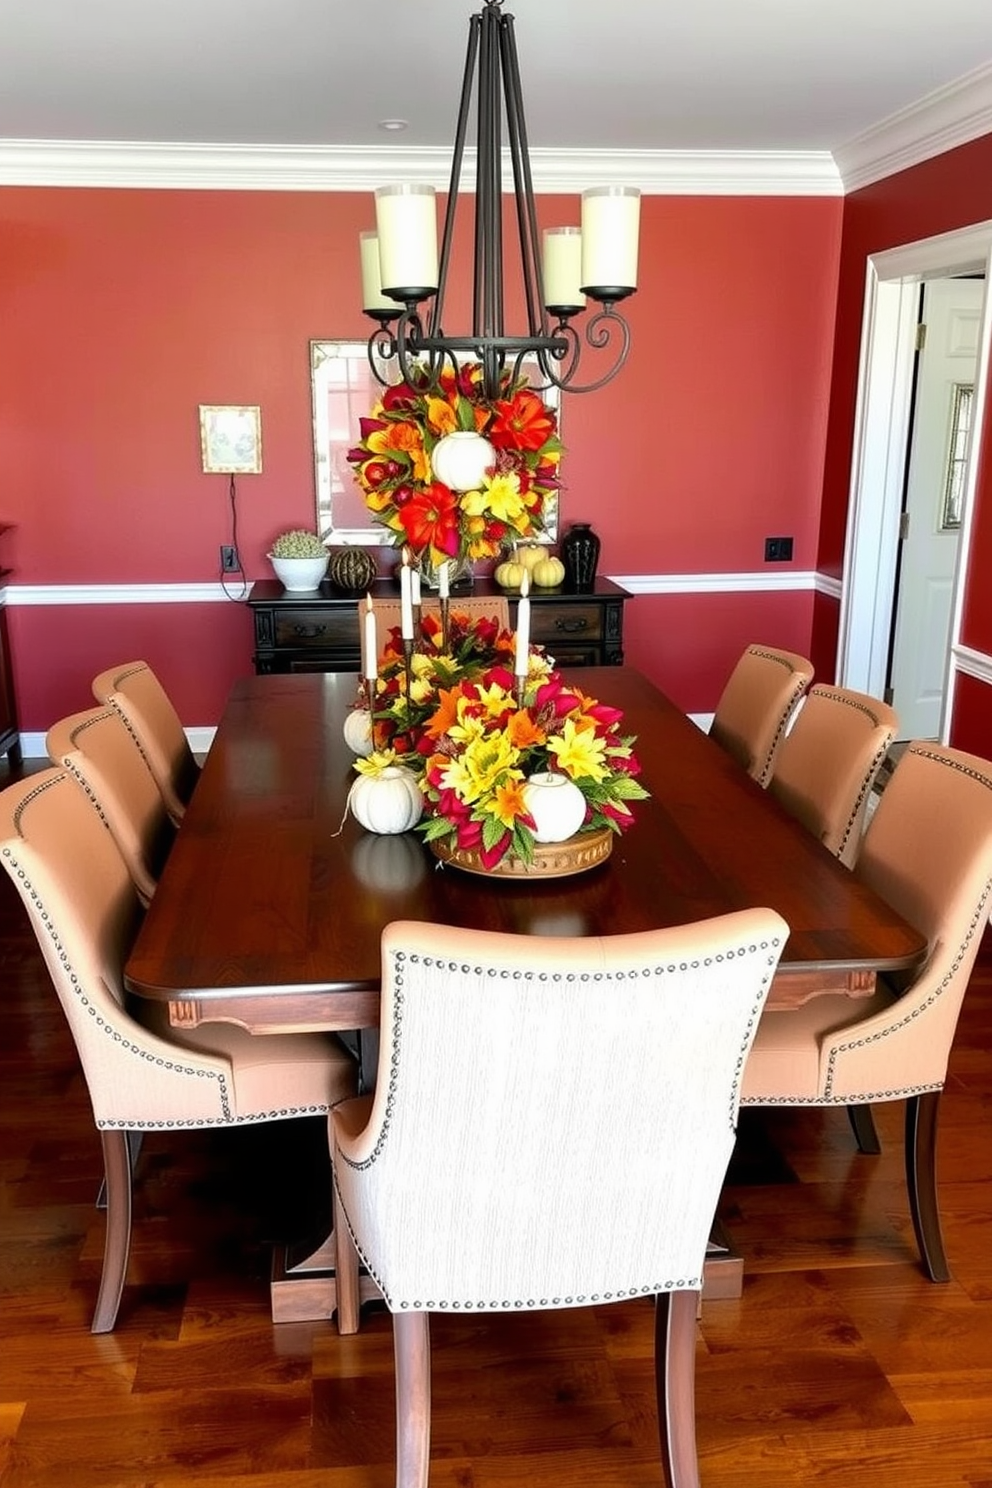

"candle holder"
[439,597,450,653]
[514,675,527,708]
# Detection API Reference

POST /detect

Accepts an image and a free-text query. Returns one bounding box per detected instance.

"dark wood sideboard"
[247,576,630,673]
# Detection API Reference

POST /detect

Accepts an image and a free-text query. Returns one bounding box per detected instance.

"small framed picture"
[199,405,262,474]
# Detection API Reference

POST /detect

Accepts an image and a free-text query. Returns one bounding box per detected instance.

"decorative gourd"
[348,766,423,835]
[342,707,374,756]
[521,771,588,843]
[515,543,545,572]
[532,555,565,588]
[328,547,377,594]
[494,559,525,589]
[430,431,495,492]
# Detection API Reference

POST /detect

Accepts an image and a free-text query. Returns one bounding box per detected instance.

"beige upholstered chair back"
[769,686,898,866]
[372,595,511,659]
[0,768,248,1129]
[46,705,175,905]
[333,910,787,1312]
[91,660,199,824]
[709,645,815,786]
[828,742,992,1096]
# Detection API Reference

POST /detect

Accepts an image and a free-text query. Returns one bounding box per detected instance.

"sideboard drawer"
[273,609,356,648]
[530,603,602,645]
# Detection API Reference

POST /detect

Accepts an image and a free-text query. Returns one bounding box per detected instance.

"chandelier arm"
[477,3,503,358]
[544,309,632,395]
[500,13,547,341]
[367,324,399,387]
[431,15,480,343]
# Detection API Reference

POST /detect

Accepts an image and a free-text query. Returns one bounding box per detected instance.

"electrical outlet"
[220,544,239,572]
[764,536,793,562]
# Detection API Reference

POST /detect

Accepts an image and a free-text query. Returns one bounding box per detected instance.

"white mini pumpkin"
[430,431,495,492]
[348,765,423,835]
[521,771,588,842]
[342,707,374,757]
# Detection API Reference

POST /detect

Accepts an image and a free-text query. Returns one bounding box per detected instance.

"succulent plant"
[269,529,327,559]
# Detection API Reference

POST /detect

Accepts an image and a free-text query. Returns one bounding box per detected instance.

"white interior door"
[889,278,984,738]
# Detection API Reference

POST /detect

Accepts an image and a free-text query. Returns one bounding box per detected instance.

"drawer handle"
[291,623,329,639]
[555,616,589,633]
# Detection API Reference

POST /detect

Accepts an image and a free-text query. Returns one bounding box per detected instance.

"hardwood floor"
[2,768,991,1485]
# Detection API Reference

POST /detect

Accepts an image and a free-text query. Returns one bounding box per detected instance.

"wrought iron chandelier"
[360,0,640,401]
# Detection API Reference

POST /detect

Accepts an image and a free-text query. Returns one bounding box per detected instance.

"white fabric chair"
[331,911,788,1488]
[46,704,174,906]
[710,645,815,786]
[92,660,200,825]
[768,685,898,867]
[0,767,356,1333]
[742,742,992,1281]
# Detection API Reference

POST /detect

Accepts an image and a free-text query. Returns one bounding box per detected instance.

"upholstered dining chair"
[372,594,512,657]
[709,644,815,786]
[742,742,992,1282]
[0,767,356,1333]
[46,705,174,906]
[768,685,899,868]
[331,910,788,1488]
[91,660,200,825]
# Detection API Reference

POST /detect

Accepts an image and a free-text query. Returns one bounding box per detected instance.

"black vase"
[561,523,601,591]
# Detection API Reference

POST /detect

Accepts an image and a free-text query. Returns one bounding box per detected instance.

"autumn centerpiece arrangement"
[345,361,561,577]
[350,622,648,870]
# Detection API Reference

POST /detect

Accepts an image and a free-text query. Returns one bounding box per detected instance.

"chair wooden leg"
[96,1129,143,1210]
[906,1091,951,1283]
[654,1289,701,1488]
[847,1102,881,1154]
[92,1129,133,1334]
[332,1180,362,1335]
[393,1311,431,1488]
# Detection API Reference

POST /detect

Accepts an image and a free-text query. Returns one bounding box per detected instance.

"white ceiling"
[2,0,992,186]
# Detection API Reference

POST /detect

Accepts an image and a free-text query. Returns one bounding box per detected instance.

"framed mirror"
[310,339,561,546]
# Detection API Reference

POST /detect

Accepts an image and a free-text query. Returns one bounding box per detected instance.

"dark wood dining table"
[123,667,927,1323]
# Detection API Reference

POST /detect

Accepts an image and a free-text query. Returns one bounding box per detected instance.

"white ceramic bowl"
[269,553,329,591]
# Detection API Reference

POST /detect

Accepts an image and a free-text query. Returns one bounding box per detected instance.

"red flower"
[398,483,461,556]
[489,388,556,453]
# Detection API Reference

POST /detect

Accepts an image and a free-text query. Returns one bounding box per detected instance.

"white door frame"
[837,219,992,739]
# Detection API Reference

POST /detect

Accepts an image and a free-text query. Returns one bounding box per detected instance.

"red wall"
[2,185,842,728]
[816,134,992,738]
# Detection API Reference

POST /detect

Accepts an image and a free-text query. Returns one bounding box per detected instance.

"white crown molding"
[0,139,841,197]
[835,60,992,193]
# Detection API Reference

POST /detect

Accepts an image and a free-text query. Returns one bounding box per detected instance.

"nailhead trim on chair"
[3,835,237,1123]
[334,934,783,1313]
[802,688,896,860]
[820,875,992,1099]
[745,649,811,788]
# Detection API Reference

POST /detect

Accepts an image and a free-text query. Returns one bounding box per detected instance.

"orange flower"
[506,708,546,749]
[423,686,463,740]
[489,388,556,453]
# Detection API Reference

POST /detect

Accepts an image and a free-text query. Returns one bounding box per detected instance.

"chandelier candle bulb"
[543,227,585,311]
[581,186,641,296]
[375,184,438,298]
[514,572,531,677]
[359,231,396,314]
[363,593,378,682]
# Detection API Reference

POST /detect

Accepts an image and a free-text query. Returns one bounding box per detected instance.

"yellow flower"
[546,717,610,782]
[426,396,458,437]
[354,748,401,778]
[441,731,522,804]
[460,472,527,527]
[481,777,530,830]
